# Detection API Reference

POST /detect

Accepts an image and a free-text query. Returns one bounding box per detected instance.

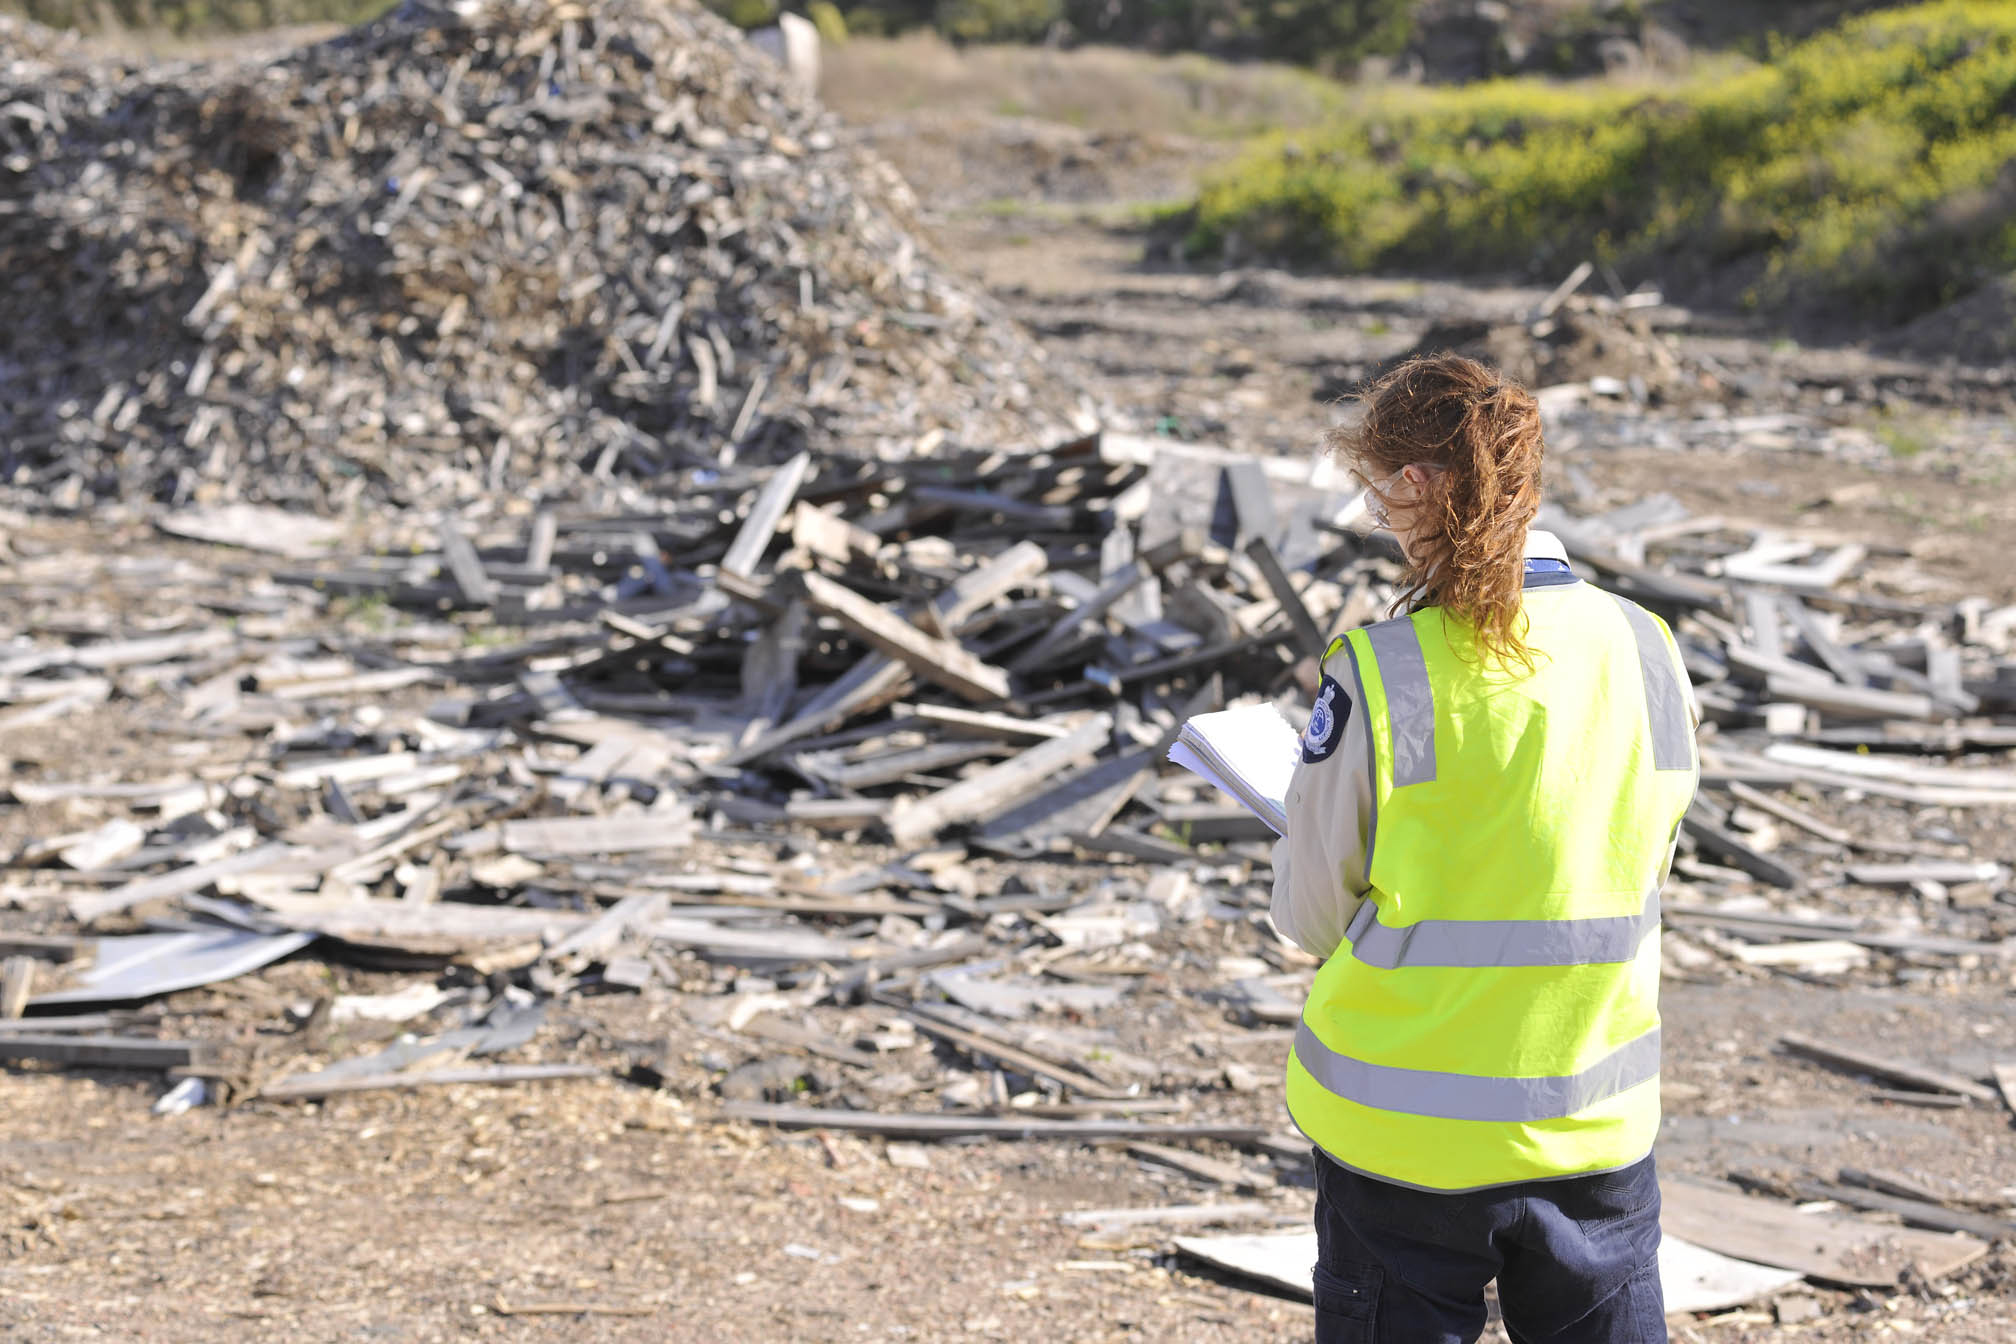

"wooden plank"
[1058,1202,1279,1229]
[915,540,1050,639]
[69,840,293,924]
[790,501,881,567]
[900,1007,1132,1100]
[904,702,1073,743]
[800,739,1010,791]
[1663,906,2013,960]
[1009,563,1152,672]
[70,627,234,670]
[800,571,1011,704]
[1681,807,1802,888]
[889,713,1112,848]
[1740,590,1784,659]
[1211,461,1276,551]
[0,957,34,1018]
[525,510,558,571]
[1661,1180,1987,1287]
[1993,1064,2016,1118]
[1126,1140,1274,1191]
[1243,538,1327,662]
[823,935,995,1001]
[1069,825,1197,866]
[1764,674,1938,722]
[1724,543,1865,592]
[0,932,92,963]
[1778,1032,1997,1103]
[1791,1178,2016,1243]
[438,521,498,606]
[55,818,147,871]
[543,891,670,967]
[720,450,811,579]
[1781,598,1870,686]
[739,1013,887,1070]
[1722,780,1852,846]
[0,1012,139,1035]
[719,1102,1267,1143]
[258,1062,601,1100]
[974,747,1157,850]
[501,815,694,857]
[0,1033,207,1069]
[1845,860,2005,887]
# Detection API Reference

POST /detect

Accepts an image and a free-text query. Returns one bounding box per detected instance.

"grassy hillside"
[1183,0,2016,322]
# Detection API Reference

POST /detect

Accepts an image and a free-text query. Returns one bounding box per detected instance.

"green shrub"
[1185,1,2016,323]
[710,0,780,27]
[935,0,1060,43]
[806,0,848,42]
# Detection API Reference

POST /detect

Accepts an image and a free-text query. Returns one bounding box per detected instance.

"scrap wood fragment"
[1125,1140,1274,1191]
[258,1063,603,1101]
[1660,1179,1987,1286]
[888,712,1112,848]
[542,890,669,968]
[1681,806,1802,889]
[1996,1064,2016,1118]
[1720,780,1852,846]
[720,1102,1267,1142]
[1008,562,1151,672]
[0,957,33,1018]
[492,1298,655,1318]
[437,520,498,606]
[0,1034,210,1069]
[798,570,1011,704]
[720,450,811,579]
[500,814,694,857]
[0,932,92,963]
[1662,905,2013,960]
[1789,1178,2016,1243]
[1059,1202,1281,1229]
[896,1004,1133,1100]
[69,840,294,924]
[1777,1032,1997,1103]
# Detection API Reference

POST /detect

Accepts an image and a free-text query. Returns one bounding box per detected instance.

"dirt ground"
[9,39,2016,1344]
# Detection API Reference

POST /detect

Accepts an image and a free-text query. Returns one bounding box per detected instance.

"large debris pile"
[0,0,1077,510]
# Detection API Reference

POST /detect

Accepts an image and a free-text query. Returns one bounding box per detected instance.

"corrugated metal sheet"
[28,928,315,1006]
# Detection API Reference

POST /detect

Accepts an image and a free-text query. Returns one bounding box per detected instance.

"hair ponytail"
[1327,354,1545,670]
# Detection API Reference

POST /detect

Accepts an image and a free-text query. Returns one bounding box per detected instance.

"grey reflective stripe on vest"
[1364,617,1435,787]
[1293,1021,1662,1124]
[1338,637,1382,879]
[1612,594,1694,772]
[1345,884,1659,970]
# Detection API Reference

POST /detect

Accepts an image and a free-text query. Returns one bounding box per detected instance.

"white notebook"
[1166,703,1301,836]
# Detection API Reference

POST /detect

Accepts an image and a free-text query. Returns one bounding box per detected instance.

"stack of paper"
[1166,703,1301,836]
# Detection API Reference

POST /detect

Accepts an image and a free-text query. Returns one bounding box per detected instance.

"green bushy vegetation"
[1185,0,2016,322]
[9,0,393,33]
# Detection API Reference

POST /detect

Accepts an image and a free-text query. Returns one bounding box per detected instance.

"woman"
[1272,354,1698,1344]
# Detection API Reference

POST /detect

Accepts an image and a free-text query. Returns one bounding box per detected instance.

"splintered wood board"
[1660,1180,1988,1287]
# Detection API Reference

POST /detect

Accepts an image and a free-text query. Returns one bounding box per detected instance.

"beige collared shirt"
[1268,530,1575,960]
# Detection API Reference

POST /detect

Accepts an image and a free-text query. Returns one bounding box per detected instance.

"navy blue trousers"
[1312,1152,1666,1344]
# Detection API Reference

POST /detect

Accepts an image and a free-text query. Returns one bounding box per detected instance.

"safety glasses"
[1350,464,1441,530]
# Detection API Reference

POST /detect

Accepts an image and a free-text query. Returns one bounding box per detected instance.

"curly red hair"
[1329,353,1545,670]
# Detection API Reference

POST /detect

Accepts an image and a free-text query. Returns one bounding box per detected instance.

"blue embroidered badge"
[1301,674,1350,763]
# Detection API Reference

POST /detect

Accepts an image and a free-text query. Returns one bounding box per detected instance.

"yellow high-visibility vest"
[1286,580,1698,1192]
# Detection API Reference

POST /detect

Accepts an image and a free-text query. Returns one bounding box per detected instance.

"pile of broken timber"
[3,433,2016,1134]
[0,0,1074,511]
